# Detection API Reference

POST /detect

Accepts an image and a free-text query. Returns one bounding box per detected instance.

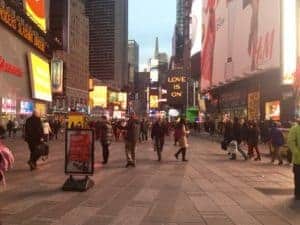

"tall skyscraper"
[172,0,184,64]
[86,0,128,89]
[128,40,139,85]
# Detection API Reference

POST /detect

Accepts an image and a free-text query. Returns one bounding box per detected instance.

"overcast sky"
[129,0,176,71]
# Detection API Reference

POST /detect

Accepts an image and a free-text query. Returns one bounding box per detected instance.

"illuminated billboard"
[24,0,46,32]
[282,0,297,85]
[201,0,280,90]
[150,69,159,82]
[150,95,159,109]
[28,52,52,102]
[90,86,107,108]
[118,92,127,110]
[51,59,64,93]
[20,101,34,115]
[190,0,202,56]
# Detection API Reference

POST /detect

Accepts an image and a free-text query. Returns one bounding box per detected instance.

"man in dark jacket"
[6,120,14,138]
[25,110,44,170]
[96,116,113,164]
[231,117,248,160]
[151,117,167,161]
[124,113,140,167]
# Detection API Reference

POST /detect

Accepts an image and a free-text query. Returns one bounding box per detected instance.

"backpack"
[0,142,14,186]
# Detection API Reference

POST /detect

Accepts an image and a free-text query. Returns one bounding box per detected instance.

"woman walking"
[174,118,190,162]
[247,121,261,161]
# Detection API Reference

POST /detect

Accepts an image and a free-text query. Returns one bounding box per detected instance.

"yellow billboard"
[28,52,52,102]
[150,95,159,109]
[90,86,107,108]
[24,0,46,32]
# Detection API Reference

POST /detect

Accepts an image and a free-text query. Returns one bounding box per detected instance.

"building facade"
[0,0,57,124]
[128,40,139,87]
[86,0,128,89]
[51,0,90,113]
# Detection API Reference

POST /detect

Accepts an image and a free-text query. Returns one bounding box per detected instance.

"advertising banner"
[118,92,127,110]
[90,86,107,108]
[1,98,16,114]
[167,70,187,106]
[247,91,260,121]
[65,129,94,175]
[201,0,280,90]
[24,0,46,32]
[190,0,202,56]
[265,100,280,121]
[51,59,64,94]
[20,101,34,114]
[28,52,52,102]
[150,95,159,109]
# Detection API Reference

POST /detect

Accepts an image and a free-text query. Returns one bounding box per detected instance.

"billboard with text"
[201,0,280,90]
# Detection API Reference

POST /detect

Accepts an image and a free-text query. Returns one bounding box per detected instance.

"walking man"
[97,116,113,164]
[151,117,167,161]
[24,110,44,170]
[124,113,140,168]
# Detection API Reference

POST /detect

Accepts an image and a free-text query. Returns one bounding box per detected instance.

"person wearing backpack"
[270,122,284,165]
[96,116,113,165]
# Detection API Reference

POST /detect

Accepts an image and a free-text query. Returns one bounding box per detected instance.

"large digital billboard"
[28,52,52,102]
[24,0,46,32]
[190,0,202,56]
[201,0,280,90]
[90,86,107,108]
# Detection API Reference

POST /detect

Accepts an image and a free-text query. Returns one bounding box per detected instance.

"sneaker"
[125,163,131,168]
[254,157,261,161]
[278,161,283,166]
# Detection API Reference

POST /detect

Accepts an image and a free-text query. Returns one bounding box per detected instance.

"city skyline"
[129,0,176,71]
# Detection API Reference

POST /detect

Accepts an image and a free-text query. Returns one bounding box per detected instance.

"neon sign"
[0,0,47,52]
[0,55,23,77]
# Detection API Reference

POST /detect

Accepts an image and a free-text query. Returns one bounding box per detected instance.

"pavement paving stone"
[82,215,115,225]
[202,214,235,225]
[109,206,149,225]
[189,195,222,213]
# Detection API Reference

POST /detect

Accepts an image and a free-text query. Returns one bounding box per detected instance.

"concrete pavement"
[0,135,299,225]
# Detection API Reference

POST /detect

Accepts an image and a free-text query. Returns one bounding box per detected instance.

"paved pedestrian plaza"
[0,136,300,225]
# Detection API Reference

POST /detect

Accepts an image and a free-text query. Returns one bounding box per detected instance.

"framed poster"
[65,129,94,175]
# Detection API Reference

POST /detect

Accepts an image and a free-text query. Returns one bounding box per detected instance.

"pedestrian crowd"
[198,115,300,201]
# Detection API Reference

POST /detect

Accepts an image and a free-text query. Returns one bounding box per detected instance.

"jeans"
[27,142,39,164]
[125,141,136,164]
[271,145,283,163]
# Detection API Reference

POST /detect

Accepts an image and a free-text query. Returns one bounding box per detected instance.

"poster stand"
[62,129,95,192]
[62,175,94,192]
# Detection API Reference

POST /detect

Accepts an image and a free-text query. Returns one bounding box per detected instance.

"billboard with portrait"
[190,0,202,56]
[23,0,46,32]
[201,0,280,90]
[28,52,52,102]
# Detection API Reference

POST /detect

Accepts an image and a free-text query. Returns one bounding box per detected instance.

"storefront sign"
[248,92,260,121]
[65,129,94,175]
[0,55,23,77]
[167,71,187,106]
[28,52,52,102]
[1,97,16,114]
[0,0,47,52]
[51,59,63,93]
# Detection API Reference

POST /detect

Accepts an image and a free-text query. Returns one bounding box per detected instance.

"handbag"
[35,142,49,160]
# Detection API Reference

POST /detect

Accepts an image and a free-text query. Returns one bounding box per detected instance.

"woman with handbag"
[174,118,190,162]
